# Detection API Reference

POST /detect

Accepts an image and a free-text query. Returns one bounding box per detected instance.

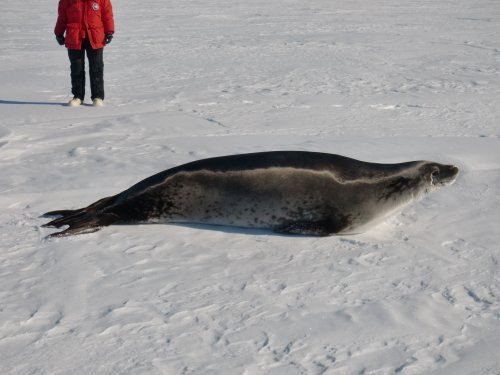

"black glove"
[56,35,65,46]
[105,34,113,44]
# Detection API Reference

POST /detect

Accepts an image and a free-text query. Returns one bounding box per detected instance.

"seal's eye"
[430,167,440,184]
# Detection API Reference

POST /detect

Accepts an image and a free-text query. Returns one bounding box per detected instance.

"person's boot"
[93,98,104,107]
[68,97,82,107]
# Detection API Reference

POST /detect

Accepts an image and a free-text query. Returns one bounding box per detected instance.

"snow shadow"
[0,99,66,106]
[163,223,315,238]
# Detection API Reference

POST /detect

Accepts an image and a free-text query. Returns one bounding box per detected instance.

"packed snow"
[1,0,499,374]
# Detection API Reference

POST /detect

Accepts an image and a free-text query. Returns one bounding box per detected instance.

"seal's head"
[421,162,460,190]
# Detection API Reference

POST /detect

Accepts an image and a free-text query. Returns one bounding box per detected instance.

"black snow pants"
[68,39,104,101]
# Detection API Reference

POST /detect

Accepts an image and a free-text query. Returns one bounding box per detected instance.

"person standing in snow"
[54,0,114,107]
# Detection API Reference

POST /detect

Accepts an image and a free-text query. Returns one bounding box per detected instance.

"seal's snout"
[431,164,459,186]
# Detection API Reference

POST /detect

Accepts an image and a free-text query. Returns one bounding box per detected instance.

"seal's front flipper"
[274,218,342,236]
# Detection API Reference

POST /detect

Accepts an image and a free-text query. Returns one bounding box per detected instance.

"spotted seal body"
[42,151,459,237]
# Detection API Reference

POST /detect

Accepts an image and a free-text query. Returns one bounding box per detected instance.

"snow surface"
[1,0,500,374]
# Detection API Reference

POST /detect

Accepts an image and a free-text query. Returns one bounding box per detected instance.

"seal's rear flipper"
[42,196,119,237]
[42,209,81,218]
[43,196,116,219]
[43,212,119,238]
[47,225,102,238]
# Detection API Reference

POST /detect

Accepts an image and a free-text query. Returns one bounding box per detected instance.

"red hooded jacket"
[55,0,114,50]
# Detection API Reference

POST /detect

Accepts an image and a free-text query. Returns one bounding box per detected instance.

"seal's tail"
[42,196,119,237]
